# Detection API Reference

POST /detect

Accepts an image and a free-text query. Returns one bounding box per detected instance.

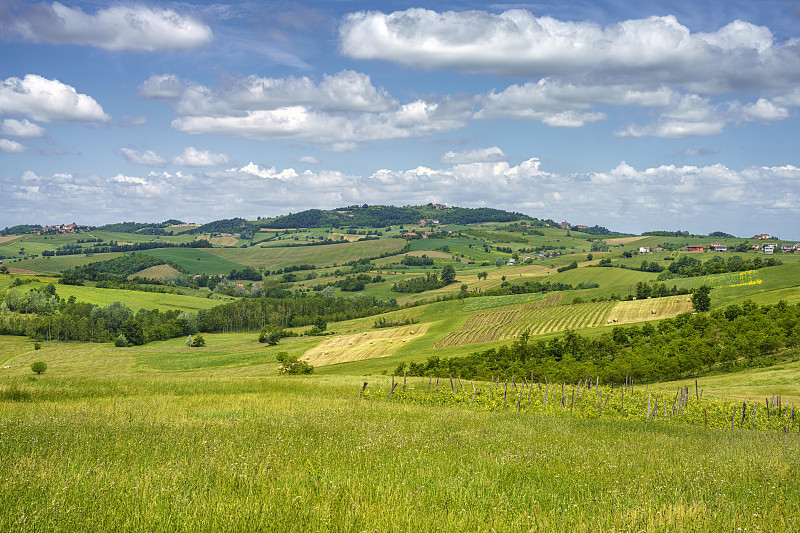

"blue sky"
[2,0,800,238]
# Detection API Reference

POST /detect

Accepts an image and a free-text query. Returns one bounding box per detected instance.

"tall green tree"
[691,285,711,312]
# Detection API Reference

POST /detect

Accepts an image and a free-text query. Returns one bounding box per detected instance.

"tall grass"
[1,375,798,531]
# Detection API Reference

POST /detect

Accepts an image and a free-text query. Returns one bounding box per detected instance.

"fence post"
[403,371,407,393]
[427,374,432,392]
[359,382,368,399]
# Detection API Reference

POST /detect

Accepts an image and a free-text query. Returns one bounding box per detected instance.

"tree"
[31,361,47,375]
[191,334,206,347]
[691,285,711,312]
[276,352,314,374]
[259,325,282,345]
[441,264,456,284]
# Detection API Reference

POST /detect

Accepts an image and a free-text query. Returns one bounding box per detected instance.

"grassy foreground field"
[0,374,798,532]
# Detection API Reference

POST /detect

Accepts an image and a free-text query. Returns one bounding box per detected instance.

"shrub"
[115,334,129,347]
[276,352,314,374]
[31,361,47,375]
[191,334,206,347]
[1,381,31,401]
[34,342,41,350]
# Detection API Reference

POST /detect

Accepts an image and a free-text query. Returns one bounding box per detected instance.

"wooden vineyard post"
[543,382,549,408]
[517,386,523,412]
[427,375,432,392]
[527,383,532,408]
[766,398,770,418]
[732,407,736,430]
[512,373,516,390]
[647,393,651,420]
[621,386,624,411]
[435,378,439,391]
[504,380,508,410]
[391,374,395,394]
[359,382,368,399]
[742,402,747,426]
[449,374,455,394]
[596,376,600,395]
[458,376,464,392]
[561,383,565,408]
[704,408,708,428]
[752,404,757,430]
[489,377,493,399]
[570,387,575,414]
[695,380,699,400]
[471,382,476,406]
[403,371,407,393]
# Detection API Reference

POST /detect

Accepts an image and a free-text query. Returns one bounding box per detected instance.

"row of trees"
[399,299,799,384]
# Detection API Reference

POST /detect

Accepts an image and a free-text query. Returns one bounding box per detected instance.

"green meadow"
[3,219,800,531]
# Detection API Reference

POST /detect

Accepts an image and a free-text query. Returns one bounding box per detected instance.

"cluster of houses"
[37,223,87,235]
[680,243,800,254]
[417,219,440,227]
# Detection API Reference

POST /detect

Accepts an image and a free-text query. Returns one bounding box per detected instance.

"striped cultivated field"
[436,293,696,348]
[435,293,619,348]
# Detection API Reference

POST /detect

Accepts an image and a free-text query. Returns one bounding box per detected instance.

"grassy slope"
[7,252,127,275]
[206,239,406,270]
[17,280,227,312]
[1,373,797,531]
[139,248,246,275]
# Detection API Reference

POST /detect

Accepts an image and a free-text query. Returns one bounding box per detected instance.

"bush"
[34,342,41,350]
[115,334,129,347]
[191,334,206,347]
[30,361,47,375]
[276,352,314,374]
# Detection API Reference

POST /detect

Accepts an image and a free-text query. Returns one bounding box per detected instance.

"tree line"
[398,300,800,384]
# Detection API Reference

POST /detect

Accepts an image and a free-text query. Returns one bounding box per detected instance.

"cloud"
[340,10,800,94]
[137,74,184,100]
[173,147,230,167]
[4,158,800,235]
[142,70,394,115]
[0,74,109,123]
[140,70,471,143]
[120,148,167,167]
[0,138,27,153]
[171,96,473,143]
[237,162,299,180]
[299,156,319,164]
[740,98,789,122]
[440,146,506,164]
[0,118,45,138]
[4,2,213,52]
[616,94,790,138]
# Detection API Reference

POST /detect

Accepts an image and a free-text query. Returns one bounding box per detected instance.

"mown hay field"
[301,323,430,366]
[608,296,694,325]
[209,236,238,246]
[127,264,182,281]
[604,236,648,245]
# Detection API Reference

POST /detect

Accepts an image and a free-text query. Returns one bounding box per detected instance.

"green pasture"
[7,252,127,275]
[207,238,406,270]
[139,248,247,275]
[15,280,228,312]
[0,369,798,531]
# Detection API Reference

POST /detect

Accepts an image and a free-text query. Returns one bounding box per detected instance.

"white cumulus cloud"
[0,74,109,123]
[340,10,800,94]
[5,2,213,52]
[0,138,28,153]
[173,147,231,167]
[0,118,45,138]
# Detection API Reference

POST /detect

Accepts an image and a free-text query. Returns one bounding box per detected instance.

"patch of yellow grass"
[605,236,647,245]
[302,323,430,366]
[607,296,693,325]
[128,264,182,281]
[210,236,238,246]
[0,234,23,244]
[328,232,363,242]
